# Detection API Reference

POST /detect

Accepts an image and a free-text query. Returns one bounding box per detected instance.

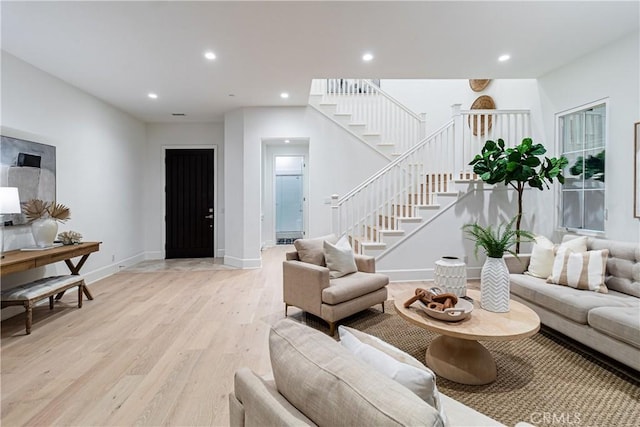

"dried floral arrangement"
[22,199,71,223]
[57,230,82,245]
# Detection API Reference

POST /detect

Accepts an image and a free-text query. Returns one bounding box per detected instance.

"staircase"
[309,79,426,158]
[323,103,531,259]
[308,79,531,260]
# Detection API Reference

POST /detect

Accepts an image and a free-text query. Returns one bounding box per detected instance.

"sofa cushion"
[338,326,446,423]
[323,272,389,305]
[324,235,358,279]
[511,274,636,324]
[269,319,444,427]
[294,234,338,266]
[547,248,609,294]
[588,307,640,349]
[588,238,640,298]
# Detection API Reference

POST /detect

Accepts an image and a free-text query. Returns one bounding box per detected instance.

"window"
[557,101,606,232]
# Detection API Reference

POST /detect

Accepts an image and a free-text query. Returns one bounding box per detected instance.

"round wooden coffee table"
[394,289,540,385]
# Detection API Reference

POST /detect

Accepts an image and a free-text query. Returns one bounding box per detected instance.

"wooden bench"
[1,275,85,334]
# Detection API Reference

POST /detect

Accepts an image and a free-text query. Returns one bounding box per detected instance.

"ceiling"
[2,1,638,123]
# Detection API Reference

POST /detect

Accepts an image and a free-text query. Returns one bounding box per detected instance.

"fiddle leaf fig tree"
[469,138,568,252]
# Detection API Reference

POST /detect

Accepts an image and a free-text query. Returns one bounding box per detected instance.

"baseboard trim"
[224,255,261,269]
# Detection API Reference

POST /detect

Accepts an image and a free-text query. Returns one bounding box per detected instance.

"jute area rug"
[292,301,640,427]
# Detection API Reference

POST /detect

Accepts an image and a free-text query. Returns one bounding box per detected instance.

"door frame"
[261,140,309,248]
[274,155,306,243]
[162,145,218,258]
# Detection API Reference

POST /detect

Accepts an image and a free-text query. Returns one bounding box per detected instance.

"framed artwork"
[0,135,56,226]
[635,122,640,218]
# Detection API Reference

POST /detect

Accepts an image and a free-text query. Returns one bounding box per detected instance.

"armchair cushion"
[322,272,389,305]
[294,234,338,266]
[324,235,358,278]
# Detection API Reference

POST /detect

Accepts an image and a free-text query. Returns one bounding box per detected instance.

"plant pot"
[31,218,58,248]
[480,256,510,313]
[434,256,467,297]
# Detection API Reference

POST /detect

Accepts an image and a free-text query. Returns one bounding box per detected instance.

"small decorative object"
[462,216,534,313]
[57,230,82,245]
[404,287,473,322]
[469,79,491,92]
[434,256,467,297]
[468,95,496,136]
[22,199,70,248]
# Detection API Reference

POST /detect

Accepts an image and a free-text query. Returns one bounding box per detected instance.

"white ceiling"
[2,1,638,123]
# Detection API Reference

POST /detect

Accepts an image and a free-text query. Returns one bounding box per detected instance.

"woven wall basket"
[469,79,491,92]
[468,95,496,136]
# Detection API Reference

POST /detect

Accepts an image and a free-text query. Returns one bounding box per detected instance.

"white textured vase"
[31,218,58,248]
[434,256,467,297]
[480,256,510,313]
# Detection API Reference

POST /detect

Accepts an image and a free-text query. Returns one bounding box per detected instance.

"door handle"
[204,214,214,219]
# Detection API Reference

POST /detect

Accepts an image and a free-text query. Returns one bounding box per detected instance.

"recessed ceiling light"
[280,92,289,99]
[204,51,216,60]
[284,139,290,144]
[148,93,158,99]
[362,53,374,62]
[498,54,511,62]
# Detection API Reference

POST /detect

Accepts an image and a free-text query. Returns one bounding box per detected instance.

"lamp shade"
[0,187,21,214]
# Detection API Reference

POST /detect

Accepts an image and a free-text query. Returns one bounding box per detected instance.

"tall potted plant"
[469,138,567,252]
[462,216,533,313]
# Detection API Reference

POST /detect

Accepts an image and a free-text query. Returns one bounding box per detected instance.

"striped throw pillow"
[547,247,609,293]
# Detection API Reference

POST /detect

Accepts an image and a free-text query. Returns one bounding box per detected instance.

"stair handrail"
[336,119,454,205]
[359,79,426,123]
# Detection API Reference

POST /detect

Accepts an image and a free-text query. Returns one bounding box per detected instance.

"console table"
[0,242,101,300]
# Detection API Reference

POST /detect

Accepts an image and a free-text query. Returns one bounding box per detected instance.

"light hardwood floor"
[1,246,423,426]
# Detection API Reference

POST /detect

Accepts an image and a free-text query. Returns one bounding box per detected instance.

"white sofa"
[506,237,640,371]
[229,319,508,427]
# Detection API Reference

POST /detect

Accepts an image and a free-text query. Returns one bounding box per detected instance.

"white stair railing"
[310,79,426,154]
[332,107,531,247]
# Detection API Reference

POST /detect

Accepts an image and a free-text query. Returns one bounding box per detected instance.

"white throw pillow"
[338,326,447,425]
[525,235,556,278]
[547,247,609,293]
[560,235,588,253]
[525,235,589,279]
[323,235,358,278]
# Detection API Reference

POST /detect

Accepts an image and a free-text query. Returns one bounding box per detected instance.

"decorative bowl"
[416,298,473,322]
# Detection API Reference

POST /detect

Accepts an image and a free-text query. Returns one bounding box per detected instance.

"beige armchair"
[283,241,389,335]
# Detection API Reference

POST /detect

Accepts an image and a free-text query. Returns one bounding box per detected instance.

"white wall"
[144,122,224,258]
[224,106,390,267]
[376,184,544,281]
[381,79,543,139]
[223,109,248,267]
[1,52,147,318]
[538,31,640,243]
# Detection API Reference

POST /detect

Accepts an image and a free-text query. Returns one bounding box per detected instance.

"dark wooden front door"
[165,149,215,258]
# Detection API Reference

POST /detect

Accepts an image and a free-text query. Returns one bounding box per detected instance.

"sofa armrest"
[504,254,531,274]
[231,368,314,427]
[283,260,330,317]
[354,254,376,273]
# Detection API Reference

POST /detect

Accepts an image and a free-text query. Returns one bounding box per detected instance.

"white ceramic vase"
[480,256,510,313]
[434,256,467,297]
[31,218,58,248]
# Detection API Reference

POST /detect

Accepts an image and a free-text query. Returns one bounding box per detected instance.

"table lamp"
[0,187,21,257]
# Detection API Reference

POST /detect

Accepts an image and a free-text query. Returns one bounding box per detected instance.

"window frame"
[555,98,608,236]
